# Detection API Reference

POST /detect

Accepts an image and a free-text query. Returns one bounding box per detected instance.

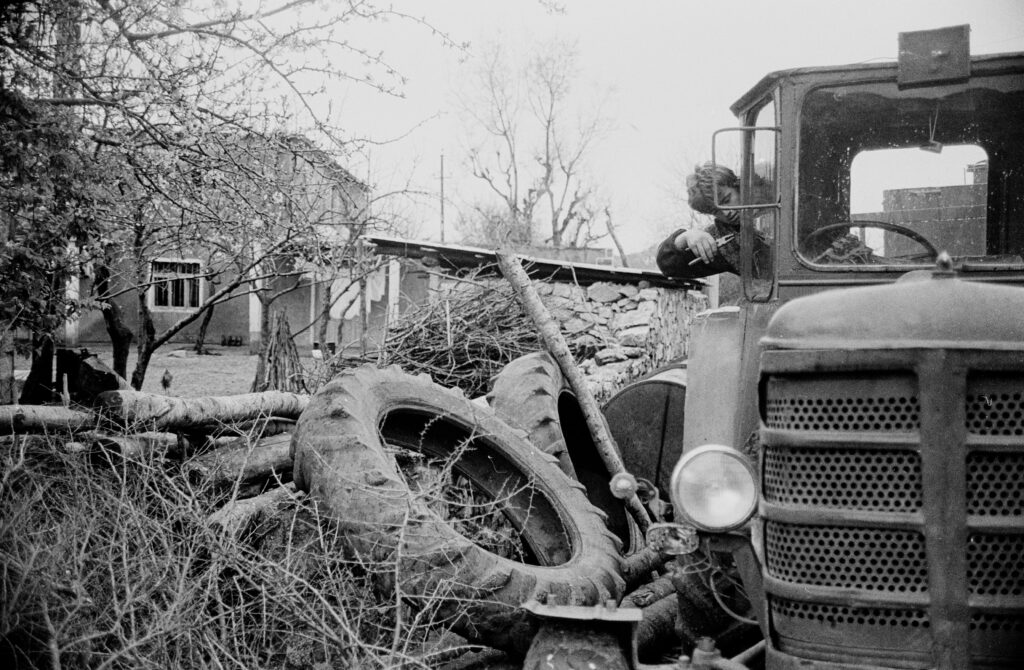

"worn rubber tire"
[487,352,643,553]
[487,352,576,473]
[522,622,630,670]
[291,364,624,651]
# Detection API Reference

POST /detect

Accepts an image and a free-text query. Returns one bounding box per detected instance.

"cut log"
[185,432,293,488]
[0,405,96,435]
[199,417,296,440]
[207,483,298,539]
[95,390,309,431]
[83,431,189,460]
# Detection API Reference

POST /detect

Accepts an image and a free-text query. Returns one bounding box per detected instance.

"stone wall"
[534,280,708,402]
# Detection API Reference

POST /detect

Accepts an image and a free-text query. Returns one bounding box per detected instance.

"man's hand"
[674,229,717,264]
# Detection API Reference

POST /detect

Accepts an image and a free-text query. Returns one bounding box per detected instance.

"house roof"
[363,235,703,290]
[277,134,368,190]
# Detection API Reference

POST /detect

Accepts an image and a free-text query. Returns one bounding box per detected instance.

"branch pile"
[341,271,549,397]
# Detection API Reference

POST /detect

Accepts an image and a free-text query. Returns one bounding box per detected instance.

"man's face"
[717,185,741,223]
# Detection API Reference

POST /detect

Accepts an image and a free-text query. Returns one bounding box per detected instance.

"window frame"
[149,258,204,311]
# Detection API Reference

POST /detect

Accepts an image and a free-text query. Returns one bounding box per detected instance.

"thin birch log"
[0,405,96,435]
[185,432,293,488]
[95,390,309,431]
[199,417,296,439]
[495,251,651,534]
[84,430,187,459]
[207,483,298,539]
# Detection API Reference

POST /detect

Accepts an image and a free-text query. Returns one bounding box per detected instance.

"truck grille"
[760,361,1024,669]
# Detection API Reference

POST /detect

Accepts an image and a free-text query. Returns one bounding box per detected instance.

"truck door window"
[797,78,1024,270]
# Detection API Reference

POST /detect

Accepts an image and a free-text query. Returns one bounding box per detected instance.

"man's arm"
[656,226,735,279]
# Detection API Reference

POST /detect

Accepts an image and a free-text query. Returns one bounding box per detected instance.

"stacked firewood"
[0,389,305,499]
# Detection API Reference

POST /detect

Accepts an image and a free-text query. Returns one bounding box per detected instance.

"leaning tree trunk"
[193,303,216,355]
[495,251,651,534]
[130,300,157,391]
[317,278,331,352]
[95,261,133,378]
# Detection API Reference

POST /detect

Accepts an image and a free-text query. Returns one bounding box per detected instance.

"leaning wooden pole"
[495,251,651,534]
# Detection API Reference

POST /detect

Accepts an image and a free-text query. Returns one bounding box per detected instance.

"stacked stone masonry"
[534,280,708,402]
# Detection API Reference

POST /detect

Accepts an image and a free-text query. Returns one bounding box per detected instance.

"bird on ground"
[160,369,173,392]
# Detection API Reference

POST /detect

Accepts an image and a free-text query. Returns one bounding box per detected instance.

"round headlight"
[670,444,757,531]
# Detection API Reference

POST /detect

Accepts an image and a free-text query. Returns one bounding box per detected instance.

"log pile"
[1,390,307,502]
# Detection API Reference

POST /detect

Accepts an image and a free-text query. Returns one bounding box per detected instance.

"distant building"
[857,160,988,257]
[76,133,383,353]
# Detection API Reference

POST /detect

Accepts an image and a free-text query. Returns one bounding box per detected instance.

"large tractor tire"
[291,365,624,651]
[487,352,641,553]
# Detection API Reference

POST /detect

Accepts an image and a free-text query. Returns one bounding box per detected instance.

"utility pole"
[439,151,446,243]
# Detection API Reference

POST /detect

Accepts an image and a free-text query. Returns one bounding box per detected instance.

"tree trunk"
[95,389,309,431]
[0,331,16,405]
[358,275,368,356]
[185,432,293,488]
[94,260,133,378]
[130,302,156,391]
[605,207,629,267]
[317,277,330,351]
[251,291,273,388]
[129,229,156,390]
[206,483,297,538]
[0,404,95,435]
[193,303,216,355]
[85,431,188,459]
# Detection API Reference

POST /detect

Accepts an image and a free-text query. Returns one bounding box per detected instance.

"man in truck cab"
[656,162,771,279]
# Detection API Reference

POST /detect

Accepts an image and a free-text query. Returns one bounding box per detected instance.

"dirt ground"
[122,345,263,397]
[18,343,320,398]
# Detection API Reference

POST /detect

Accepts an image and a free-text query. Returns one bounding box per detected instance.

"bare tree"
[3,0,449,390]
[455,202,532,248]
[459,38,612,250]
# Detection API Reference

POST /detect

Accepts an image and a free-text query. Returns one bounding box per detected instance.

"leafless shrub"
[0,430,491,669]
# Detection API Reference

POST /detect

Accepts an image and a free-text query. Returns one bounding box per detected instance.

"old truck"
[526,24,1024,670]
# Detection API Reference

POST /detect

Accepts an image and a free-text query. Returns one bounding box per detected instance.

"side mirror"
[712,127,781,209]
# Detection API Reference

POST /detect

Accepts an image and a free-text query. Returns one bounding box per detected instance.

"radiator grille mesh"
[770,597,930,629]
[965,374,1024,436]
[765,374,919,432]
[761,366,1024,667]
[967,533,1024,596]
[766,522,928,592]
[967,452,1024,517]
[763,447,922,511]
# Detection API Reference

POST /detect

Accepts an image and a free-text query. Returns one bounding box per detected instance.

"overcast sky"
[322,0,1024,253]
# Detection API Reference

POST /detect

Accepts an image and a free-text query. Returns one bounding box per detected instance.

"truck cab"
[674,26,1024,669]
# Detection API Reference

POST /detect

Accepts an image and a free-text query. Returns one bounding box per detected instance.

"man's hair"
[686,162,739,215]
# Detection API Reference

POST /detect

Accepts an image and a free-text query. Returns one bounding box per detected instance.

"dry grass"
[0,432,494,670]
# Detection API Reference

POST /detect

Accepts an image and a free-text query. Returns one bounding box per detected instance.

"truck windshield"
[797,75,1024,270]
